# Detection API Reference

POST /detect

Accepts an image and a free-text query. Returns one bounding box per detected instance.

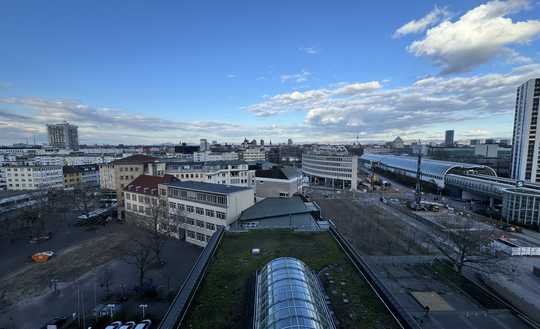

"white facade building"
[5,165,64,191]
[242,148,266,161]
[511,78,540,183]
[302,145,358,190]
[161,181,254,247]
[165,161,254,187]
[193,151,238,162]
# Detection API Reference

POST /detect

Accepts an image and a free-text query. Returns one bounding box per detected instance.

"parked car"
[32,251,55,263]
[104,321,123,329]
[118,321,136,329]
[134,320,152,329]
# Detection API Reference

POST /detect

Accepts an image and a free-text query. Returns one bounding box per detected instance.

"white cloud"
[299,47,320,55]
[394,6,450,38]
[245,64,540,139]
[0,97,314,144]
[406,0,540,73]
[280,70,311,83]
[334,81,382,95]
[227,74,236,78]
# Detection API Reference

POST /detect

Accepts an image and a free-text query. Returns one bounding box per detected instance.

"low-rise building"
[254,166,300,199]
[124,174,179,229]
[99,154,158,219]
[63,164,100,188]
[5,165,64,191]
[160,181,254,247]
[236,195,321,231]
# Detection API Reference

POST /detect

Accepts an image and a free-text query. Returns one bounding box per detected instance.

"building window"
[196,220,205,228]
[196,207,204,215]
[139,205,144,213]
[186,217,194,225]
[196,233,205,241]
[216,211,225,219]
[138,195,144,202]
[187,230,195,238]
[170,202,177,209]
[187,205,194,213]
[205,209,215,217]
[205,222,215,230]
[125,193,131,200]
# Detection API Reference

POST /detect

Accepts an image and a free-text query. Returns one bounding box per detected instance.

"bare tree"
[72,184,98,218]
[100,265,114,298]
[124,233,155,289]
[22,190,54,237]
[429,219,505,273]
[146,198,170,266]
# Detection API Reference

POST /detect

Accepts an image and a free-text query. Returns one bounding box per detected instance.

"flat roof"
[239,196,317,221]
[161,180,252,194]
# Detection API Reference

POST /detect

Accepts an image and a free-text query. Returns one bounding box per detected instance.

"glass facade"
[254,257,336,329]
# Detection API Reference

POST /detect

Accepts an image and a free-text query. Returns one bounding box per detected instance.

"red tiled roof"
[124,174,178,195]
[112,154,158,165]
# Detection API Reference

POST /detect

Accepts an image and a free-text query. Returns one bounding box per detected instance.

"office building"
[161,181,254,247]
[511,78,540,182]
[47,122,79,150]
[241,148,266,162]
[5,165,64,191]
[445,130,455,146]
[302,145,358,190]
[165,160,253,187]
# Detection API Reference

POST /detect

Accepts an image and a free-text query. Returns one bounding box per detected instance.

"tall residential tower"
[46,121,79,150]
[511,78,540,182]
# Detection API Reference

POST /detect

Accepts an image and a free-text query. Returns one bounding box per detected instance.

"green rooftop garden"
[180,230,398,329]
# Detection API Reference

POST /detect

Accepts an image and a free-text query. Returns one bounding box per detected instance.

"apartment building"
[47,121,79,150]
[99,154,158,219]
[63,164,100,188]
[160,181,254,247]
[511,78,540,182]
[164,160,254,187]
[241,148,266,162]
[193,151,238,162]
[5,165,64,191]
[123,174,179,229]
[254,166,300,199]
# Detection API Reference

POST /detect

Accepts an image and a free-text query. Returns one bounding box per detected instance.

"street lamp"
[139,304,149,319]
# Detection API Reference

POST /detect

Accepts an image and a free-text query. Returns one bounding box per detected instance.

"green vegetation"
[181,230,397,329]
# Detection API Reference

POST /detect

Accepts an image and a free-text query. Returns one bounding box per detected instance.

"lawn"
[180,230,398,329]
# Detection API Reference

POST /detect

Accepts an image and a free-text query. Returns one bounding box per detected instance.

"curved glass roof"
[360,153,496,178]
[254,257,336,329]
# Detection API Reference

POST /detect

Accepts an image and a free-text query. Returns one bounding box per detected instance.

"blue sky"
[1,0,540,144]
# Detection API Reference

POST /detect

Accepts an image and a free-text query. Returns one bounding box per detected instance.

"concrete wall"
[255,177,299,198]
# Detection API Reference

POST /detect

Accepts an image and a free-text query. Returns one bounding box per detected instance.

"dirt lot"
[0,221,201,329]
[310,189,431,256]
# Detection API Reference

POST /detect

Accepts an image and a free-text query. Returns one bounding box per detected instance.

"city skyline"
[1,0,540,144]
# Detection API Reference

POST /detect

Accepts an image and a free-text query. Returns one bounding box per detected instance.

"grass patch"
[180,230,398,329]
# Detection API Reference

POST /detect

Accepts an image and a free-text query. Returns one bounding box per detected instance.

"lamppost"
[139,304,149,319]
[107,304,116,320]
